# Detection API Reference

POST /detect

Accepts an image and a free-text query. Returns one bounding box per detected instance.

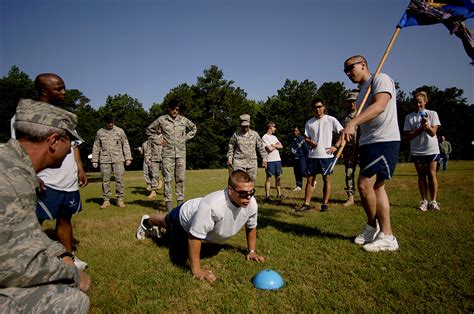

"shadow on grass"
[128,199,163,209]
[257,214,353,241]
[130,186,151,197]
[84,197,103,206]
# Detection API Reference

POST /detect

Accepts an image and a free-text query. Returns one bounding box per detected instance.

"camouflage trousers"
[143,160,152,185]
[162,157,186,203]
[0,285,89,313]
[343,145,358,197]
[149,161,162,191]
[100,162,125,201]
[231,160,258,183]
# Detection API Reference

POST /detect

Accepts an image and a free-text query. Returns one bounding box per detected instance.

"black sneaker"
[320,203,329,212]
[263,196,273,203]
[276,194,286,200]
[296,204,311,212]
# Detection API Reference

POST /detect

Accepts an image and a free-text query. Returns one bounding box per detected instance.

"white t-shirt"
[262,134,281,162]
[305,115,343,158]
[403,110,441,155]
[11,114,80,192]
[357,73,401,145]
[179,189,258,244]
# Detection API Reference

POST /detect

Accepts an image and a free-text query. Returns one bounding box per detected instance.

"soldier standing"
[140,140,153,191]
[342,92,360,207]
[145,132,164,199]
[92,114,133,208]
[1,100,90,312]
[146,100,197,211]
[227,114,268,183]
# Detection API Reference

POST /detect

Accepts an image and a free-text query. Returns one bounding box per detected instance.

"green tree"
[0,66,35,142]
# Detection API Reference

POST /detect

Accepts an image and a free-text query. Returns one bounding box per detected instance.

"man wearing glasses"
[297,98,343,212]
[146,99,197,211]
[341,55,400,252]
[136,170,265,282]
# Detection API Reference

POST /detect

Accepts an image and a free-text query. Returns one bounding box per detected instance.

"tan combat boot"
[100,200,110,209]
[157,180,164,190]
[147,190,157,199]
[146,184,152,191]
[117,199,126,208]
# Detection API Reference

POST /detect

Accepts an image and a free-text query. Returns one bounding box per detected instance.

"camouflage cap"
[15,99,83,141]
[240,114,251,126]
[346,92,359,101]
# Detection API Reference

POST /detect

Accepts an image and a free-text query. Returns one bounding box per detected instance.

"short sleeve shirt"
[305,115,343,158]
[404,110,441,155]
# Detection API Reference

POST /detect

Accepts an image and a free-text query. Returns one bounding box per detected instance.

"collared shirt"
[92,125,132,163]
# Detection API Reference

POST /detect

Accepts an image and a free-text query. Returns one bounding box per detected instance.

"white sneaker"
[354,222,380,245]
[73,256,88,270]
[429,200,440,210]
[418,200,428,212]
[136,215,150,240]
[151,226,162,239]
[362,232,399,252]
[293,187,302,192]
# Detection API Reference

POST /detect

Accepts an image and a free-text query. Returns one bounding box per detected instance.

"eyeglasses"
[231,187,256,198]
[343,62,362,73]
[60,135,78,148]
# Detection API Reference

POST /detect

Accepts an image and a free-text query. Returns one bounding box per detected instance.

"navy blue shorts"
[411,154,439,165]
[359,141,400,180]
[266,161,283,177]
[307,158,335,176]
[165,204,189,266]
[36,188,82,223]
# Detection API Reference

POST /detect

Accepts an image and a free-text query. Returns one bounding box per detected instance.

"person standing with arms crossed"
[146,100,197,211]
[291,126,309,192]
[403,91,441,211]
[342,55,400,252]
[91,114,133,208]
[227,114,268,184]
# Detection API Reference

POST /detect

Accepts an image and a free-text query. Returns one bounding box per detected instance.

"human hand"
[125,160,132,166]
[342,123,356,142]
[325,146,337,154]
[78,171,88,187]
[246,251,265,262]
[193,269,216,282]
[79,271,91,292]
[262,160,268,169]
[92,162,98,169]
[36,176,45,193]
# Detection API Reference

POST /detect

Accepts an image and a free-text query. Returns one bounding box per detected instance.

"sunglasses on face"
[343,61,362,73]
[231,187,256,198]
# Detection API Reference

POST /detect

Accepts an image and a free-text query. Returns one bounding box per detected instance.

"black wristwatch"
[59,252,74,259]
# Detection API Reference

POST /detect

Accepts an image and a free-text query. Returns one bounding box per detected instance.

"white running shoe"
[293,187,302,192]
[136,215,150,240]
[354,222,380,245]
[73,256,88,270]
[429,200,440,210]
[362,232,399,252]
[418,200,428,212]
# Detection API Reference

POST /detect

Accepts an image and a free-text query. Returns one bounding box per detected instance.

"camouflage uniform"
[227,129,268,183]
[343,112,359,197]
[91,125,132,201]
[142,141,152,186]
[146,114,197,205]
[1,100,89,312]
[145,133,164,191]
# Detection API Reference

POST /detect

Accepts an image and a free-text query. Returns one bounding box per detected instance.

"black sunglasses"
[343,61,362,73]
[231,187,256,198]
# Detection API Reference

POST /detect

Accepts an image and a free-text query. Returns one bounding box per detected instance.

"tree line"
[1,65,472,170]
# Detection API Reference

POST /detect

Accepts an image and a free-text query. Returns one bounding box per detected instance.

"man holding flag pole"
[341,55,400,252]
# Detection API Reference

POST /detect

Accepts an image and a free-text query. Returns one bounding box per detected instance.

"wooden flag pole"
[328,27,402,172]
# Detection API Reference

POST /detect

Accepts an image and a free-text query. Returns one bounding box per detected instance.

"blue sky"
[1,0,472,110]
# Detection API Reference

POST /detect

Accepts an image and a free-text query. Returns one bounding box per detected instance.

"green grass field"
[44,161,474,312]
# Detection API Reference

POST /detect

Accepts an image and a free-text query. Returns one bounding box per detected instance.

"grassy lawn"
[44,161,474,312]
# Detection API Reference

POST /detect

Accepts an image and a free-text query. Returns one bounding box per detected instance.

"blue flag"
[397,0,474,62]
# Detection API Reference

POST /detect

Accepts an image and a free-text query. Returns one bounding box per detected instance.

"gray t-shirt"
[179,189,258,243]
[357,73,401,145]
